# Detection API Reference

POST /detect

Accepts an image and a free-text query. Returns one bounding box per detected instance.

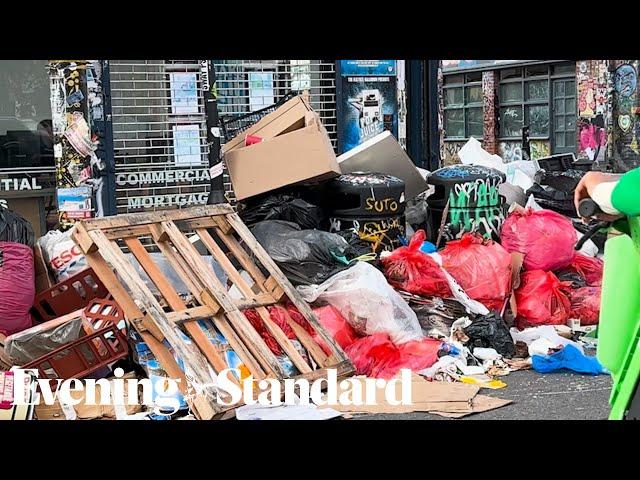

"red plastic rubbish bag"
[0,242,35,336]
[500,208,577,271]
[345,333,441,379]
[243,308,287,356]
[280,303,360,355]
[514,270,572,329]
[569,286,601,325]
[566,253,604,287]
[381,230,452,298]
[439,233,512,311]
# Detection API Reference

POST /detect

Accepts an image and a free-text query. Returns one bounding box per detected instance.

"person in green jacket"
[574,168,640,221]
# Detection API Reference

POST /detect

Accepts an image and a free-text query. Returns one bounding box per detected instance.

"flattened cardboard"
[224,116,340,201]
[321,374,480,414]
[337,131,428,200]
[430,395,513,418]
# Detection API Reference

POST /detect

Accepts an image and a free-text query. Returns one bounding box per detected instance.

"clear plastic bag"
[297,261,424,345]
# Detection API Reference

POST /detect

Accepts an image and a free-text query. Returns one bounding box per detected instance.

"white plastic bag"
[297,261,424,344]
[510,325,584,355]
[37,229,87,282]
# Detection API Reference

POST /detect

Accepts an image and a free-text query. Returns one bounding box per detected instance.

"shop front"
[0,60,56,236]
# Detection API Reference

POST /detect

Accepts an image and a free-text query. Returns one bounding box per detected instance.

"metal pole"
[202,60,225,204]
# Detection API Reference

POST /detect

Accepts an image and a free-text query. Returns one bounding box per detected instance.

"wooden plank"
[87,229,224,415]
[264,276,286,301]
[103,225,151,241]
[195,228,261,298]
[226,212,350,363]
[182,218,219,230]
[294,360,354,382]
[234,295,278,310]
[167,306,216,324]
[71,223,98,254]
[255,306,312,374]
[124,237,230,377]
[161,220,286,379]
[139,331,216,420]
[211,222,268,285]
[275,306,329,367]
[80,204,234,231]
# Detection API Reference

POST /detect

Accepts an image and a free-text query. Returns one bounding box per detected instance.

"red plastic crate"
[21,297,128,383]
[22,325,128,381]
[31,268,110,324]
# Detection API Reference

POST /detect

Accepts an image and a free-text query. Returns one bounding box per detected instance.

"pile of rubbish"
[0,95,608,421]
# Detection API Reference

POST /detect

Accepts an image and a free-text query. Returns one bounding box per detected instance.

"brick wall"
[482,70,498,154]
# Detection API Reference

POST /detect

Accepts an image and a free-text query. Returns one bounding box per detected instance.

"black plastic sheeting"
[0,208,35,247]
[240,194,324,230]
[250,220,353,286]
[463,312,516,358]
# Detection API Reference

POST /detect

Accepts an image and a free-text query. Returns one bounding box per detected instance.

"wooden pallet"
[71,204,354,420]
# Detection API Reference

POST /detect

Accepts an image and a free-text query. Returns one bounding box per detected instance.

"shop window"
[499,66,551,139]
[443,73,483,139]
[0,61,53,169]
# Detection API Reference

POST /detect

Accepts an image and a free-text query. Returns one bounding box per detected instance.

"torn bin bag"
[565,253,604,287]
[250,220,351,286]
[568,286,601,325]
[345,333,441,379]
[297,261,424,345]
[439,233,512,311]
[381,229,452,298]
[0,242,35,336]
[514,270,572,329]
[500,208,577,271]
[240,194,324,230]
[463,312,516,358]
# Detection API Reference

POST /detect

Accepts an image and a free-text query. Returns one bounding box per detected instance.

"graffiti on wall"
[612,61,640,171]
[578,114,607,162]
[438,61,445,164]
[482,71,496,153]
[530,140,550,161]
[443,141,465,165]
[499,142,523,162]
[576,60,611,164]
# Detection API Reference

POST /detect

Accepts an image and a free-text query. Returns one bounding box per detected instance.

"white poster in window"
[170,73,198,115]
[173,124,201,165]
[249,72,274,112]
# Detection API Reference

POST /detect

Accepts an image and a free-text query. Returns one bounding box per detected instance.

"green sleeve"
[612,168,640,217]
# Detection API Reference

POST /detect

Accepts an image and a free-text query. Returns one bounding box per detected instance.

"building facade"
[440,60,640,174]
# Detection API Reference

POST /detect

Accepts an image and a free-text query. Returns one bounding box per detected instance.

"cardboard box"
[222,95,313,154]
[337,131,428,200]
[224,113,340,201]
[34,371,142,420]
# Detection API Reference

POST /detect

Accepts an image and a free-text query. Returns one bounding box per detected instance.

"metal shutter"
[214,60,338,200]
[110,60,211,214]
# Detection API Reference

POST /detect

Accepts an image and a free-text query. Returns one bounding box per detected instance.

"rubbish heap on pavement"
[0,94,607,421]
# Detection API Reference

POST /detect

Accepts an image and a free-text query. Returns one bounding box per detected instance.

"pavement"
[351,352,613,420]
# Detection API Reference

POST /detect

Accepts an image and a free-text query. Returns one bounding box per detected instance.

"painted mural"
[612,60,640,171]
[576,60,610,164]
[530,140,550,161]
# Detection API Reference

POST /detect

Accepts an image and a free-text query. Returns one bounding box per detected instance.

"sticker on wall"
[618,114,632,132]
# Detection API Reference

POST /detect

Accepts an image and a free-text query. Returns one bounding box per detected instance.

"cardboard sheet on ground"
[320,374,510,417]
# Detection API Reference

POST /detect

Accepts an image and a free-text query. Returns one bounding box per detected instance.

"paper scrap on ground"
[431,395,512,418]
[236,403,343,420]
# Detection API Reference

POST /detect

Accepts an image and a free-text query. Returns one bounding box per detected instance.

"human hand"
[574,171,623,222]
